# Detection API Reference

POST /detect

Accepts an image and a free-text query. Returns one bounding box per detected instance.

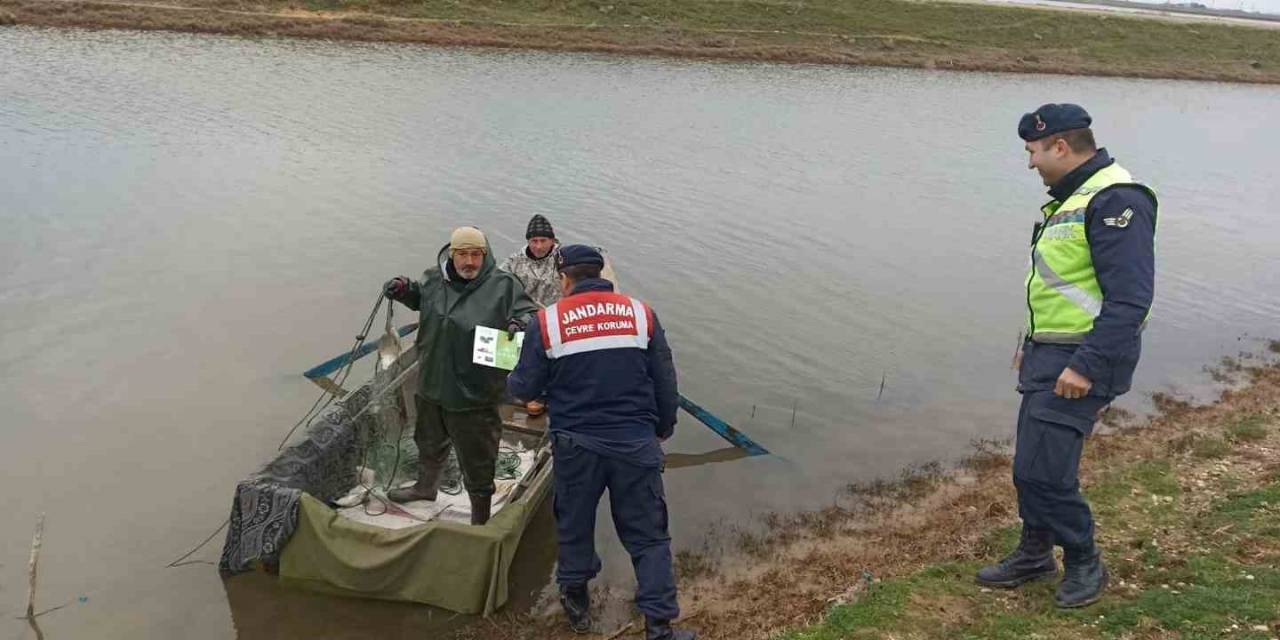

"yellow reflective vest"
[1026,162,1158,343]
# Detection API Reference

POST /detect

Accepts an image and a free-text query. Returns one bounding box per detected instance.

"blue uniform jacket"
[507,278,679,465]
[1021,149,1157,398]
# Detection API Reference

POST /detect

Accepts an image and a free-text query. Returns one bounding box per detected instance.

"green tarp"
[279,462,552,615]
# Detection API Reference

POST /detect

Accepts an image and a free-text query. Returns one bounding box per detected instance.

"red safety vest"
[538,291,654,359]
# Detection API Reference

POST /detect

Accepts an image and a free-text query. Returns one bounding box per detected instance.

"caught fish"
[376,327,402,372]
[376,307,403,373]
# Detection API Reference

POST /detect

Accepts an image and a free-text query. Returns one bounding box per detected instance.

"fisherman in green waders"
[382,226,538,525]
[976,104,1158,608]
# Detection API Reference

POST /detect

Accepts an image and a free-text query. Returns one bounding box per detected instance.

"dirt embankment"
[454,343,1280,639]
[3,0,1280,84]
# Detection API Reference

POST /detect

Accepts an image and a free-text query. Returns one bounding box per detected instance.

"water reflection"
[2,25,1279,640]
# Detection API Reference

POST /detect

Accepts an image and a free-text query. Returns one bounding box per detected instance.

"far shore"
[3,0,1280,83]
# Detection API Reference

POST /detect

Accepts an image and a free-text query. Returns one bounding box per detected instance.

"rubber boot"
[975,527,1057,588]
[387,463,441,504]
[469,494,492,526]
[1056,548,1108,608]
[559,584,591,634]
[645,616,697,640]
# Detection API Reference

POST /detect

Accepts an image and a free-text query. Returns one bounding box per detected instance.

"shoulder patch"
[1103,208,1134,229]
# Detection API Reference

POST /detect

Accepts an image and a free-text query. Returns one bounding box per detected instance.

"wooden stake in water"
[26,513,45,620]
[24,513,48,640]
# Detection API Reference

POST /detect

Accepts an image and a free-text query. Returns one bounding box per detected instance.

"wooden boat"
[219,332,554,615]
[218,254,766,615]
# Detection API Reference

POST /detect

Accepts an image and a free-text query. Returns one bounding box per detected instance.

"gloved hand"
[383,276,410,300]
[506,318,525,340]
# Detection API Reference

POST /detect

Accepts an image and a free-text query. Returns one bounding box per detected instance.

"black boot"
[645,616,696,640]
[469,494,491,526]
[387,464,440,504]
[558,584,591,634]
[1056,548,1108,608]
[975,527,1057,588]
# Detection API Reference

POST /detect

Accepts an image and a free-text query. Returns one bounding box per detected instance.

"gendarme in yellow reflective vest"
[1026,162,1158,343]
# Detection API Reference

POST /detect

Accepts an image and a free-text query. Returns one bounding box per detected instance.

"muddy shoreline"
[449,346,1280,639]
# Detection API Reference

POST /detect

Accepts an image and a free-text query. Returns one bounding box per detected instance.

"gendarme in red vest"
[538,291,654,359]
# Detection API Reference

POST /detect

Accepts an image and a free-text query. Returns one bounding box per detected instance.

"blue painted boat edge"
[677,394,770,456]
[302,330,770,457]
[303,323,418,379]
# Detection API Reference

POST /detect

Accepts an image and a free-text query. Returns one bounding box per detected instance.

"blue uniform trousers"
[551,432,678,620]
[1013,390,1113,558]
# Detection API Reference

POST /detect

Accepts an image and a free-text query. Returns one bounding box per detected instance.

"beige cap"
[449,226,487,251]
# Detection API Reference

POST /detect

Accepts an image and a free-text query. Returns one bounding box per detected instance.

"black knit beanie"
[526,214,555,240]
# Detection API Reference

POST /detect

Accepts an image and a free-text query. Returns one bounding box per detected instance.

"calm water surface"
[2,25,1279,639]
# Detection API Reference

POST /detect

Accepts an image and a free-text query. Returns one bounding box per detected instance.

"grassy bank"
[3,0,1280,83]
[450,346,1280,640]
[781,418,1280,640]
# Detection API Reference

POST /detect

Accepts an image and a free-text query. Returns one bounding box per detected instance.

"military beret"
[556,244,605,271]
[1018,103,1092,141]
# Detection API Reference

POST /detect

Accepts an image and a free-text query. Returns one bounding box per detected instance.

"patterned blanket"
[219,386,377,573]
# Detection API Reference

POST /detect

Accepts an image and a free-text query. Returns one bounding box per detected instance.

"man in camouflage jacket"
[500,214,561,308]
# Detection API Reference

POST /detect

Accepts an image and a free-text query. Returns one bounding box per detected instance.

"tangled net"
[358,369,524,494]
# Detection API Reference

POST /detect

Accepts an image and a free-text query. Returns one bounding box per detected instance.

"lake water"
[2,25,1278,639]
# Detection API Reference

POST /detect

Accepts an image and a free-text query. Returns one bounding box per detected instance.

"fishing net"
[355,344,525,495]
[222,297,535,574]
[358,377,416,488]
